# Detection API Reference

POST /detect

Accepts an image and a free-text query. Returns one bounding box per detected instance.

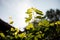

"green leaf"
[9,20,14,24]
[26,23,34,30]
[36,32,40,34]
[35,16,42,19]
[32,8,43,15]
[26,8,33,14]
[25,13,32,23]
[18,33,26,38]
[38,19,49,27]
[25,18,31,22]
[41,34,44,37]
[36,34,41,38]
[0,33,5,38]
[44,28,49,32]
[27,33,34,40]
[55,21,60,25]
[34,37,38,40]
[50,23,54,26]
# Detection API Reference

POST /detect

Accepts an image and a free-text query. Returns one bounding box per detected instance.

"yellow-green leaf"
[9,20,14,24]
[34,37,38,40]
[32,8,43,15]
[0,33,5,37]
[18,33,26,38]
[26,23,34,30]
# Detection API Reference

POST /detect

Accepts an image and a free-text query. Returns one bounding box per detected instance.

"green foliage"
[25,8,33,22]
[45,9,60,21]
[0,33,5,38]
[38,19,49,27]
[25,7,43,23]
[32,7,43,15]
[9,16,14,24]
[25,13,32,22]
[0,8,60,40]
[26,23,34,30]
[35,16,43,19]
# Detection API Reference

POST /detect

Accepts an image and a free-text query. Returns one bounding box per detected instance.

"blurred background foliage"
[0,8,60,40]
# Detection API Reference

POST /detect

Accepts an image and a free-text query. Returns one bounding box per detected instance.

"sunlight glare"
[13,0,32,31]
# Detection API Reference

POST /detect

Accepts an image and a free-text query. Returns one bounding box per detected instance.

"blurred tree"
[46,9,60,22]
[0,8,60,40]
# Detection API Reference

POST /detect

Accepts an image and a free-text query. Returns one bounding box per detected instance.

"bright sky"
[0,0,60,31]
